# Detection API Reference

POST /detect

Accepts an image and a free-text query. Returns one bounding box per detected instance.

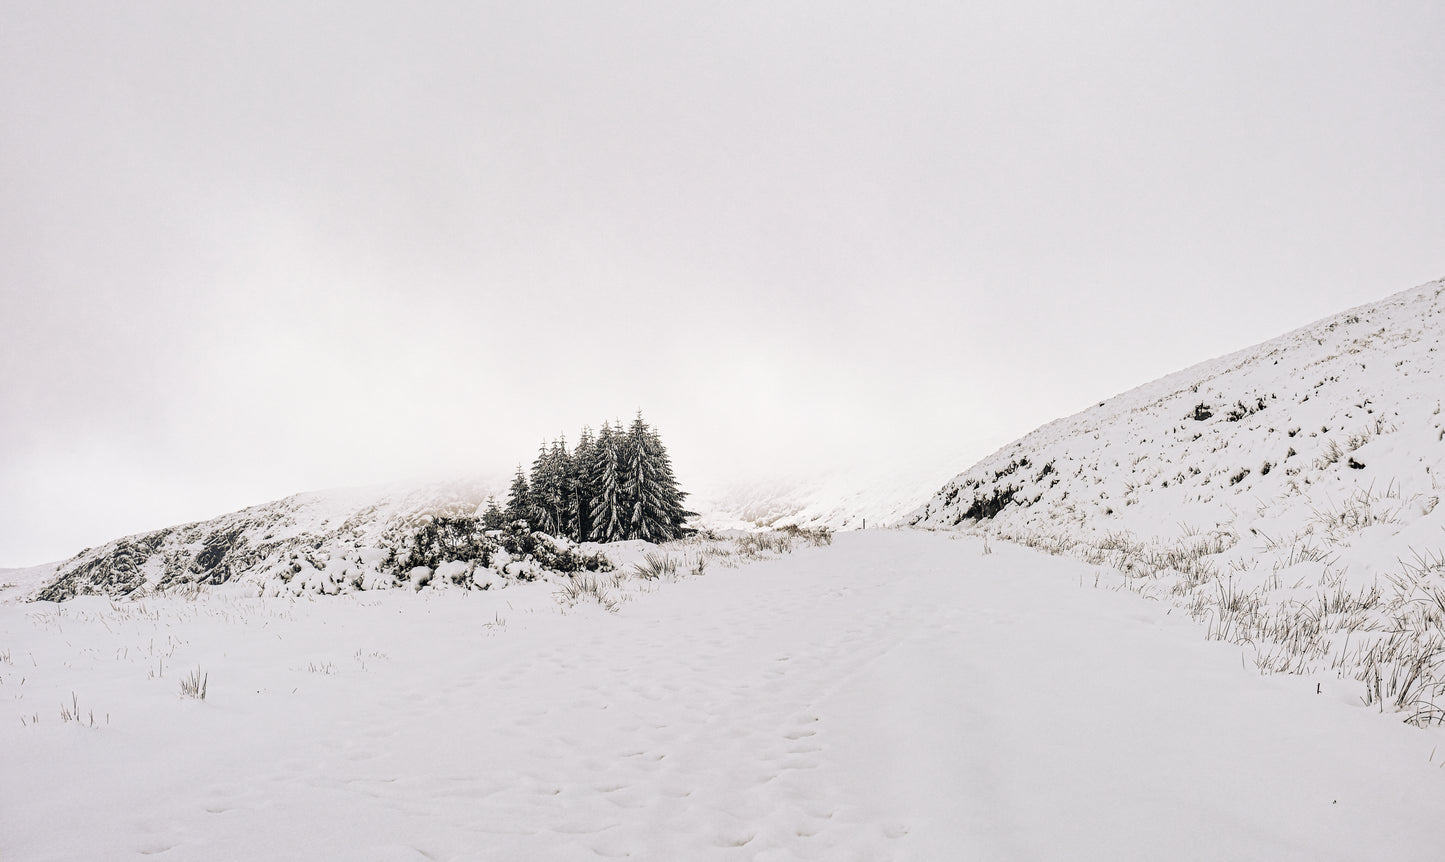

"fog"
[3,2,1442,565]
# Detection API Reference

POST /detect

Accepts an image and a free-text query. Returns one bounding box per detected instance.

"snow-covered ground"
[3,530,1443,861]
[0,561,59,604]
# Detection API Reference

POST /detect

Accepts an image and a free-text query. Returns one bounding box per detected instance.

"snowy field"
[4,530,1442,861]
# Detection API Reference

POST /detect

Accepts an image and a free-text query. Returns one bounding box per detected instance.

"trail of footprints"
[279,571,925,859]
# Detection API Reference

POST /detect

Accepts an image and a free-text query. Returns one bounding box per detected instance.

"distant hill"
[691,465,951,534]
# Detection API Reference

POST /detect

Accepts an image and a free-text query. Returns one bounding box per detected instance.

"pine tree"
[647,424,696,537]
[529,441,561,535]
[622,413,674,541]
[481,496,505,530]
[504,467,532,526]
[551,436,574,539]
[528,437,578,536]
[571,427,596,543]
[589,422,626,543]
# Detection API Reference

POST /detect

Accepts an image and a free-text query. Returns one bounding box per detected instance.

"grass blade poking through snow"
[180,667,208,700]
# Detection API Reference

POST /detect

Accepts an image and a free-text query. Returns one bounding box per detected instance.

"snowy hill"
[0,561,60,607]
[910,278,1445,548]
[24,479,622,602]
[912,278,1445,723]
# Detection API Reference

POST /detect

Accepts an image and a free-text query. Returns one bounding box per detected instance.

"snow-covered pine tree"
[589,422,626,543]
[550,436,574,540]
[571,427,596,543]
[504,467,532,526]
[481,496,505,530]
[646,424,697,538]
[529,441,563,535]
[622,413,677,541]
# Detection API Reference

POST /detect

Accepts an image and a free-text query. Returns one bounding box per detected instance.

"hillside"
[25,480,623,602]
[912,277,1445,723]
[0,561,59,606]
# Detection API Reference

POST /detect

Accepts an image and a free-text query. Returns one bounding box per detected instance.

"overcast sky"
[2,2,1442,566]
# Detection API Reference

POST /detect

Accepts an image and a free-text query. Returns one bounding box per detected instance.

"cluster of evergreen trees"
[482,414,696,544]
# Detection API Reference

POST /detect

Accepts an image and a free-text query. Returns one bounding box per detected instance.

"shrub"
[955,485,1020,522]
[532,534,612,574]
[402,515,494,571]
[777,524,833,546]
[1225,397,1268,422]
[498,521,539,558]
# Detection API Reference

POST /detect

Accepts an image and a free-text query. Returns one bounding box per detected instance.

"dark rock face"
[34,517,280,601]
[187,526,258,587]
[35,532,168,601]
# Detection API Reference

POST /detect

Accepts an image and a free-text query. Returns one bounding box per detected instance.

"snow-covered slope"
[25,479,623,602]
[912,278,1445,723]
[0,561,60,607]
[911,278,1445,548]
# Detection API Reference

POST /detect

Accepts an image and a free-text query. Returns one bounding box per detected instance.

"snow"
[3,530,1443,860]
[0,561,59,606]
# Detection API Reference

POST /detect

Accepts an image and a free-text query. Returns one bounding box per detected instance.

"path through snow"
[4,531,1443,860]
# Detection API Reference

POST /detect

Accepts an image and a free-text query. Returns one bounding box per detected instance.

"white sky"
[2,2,1443,566]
